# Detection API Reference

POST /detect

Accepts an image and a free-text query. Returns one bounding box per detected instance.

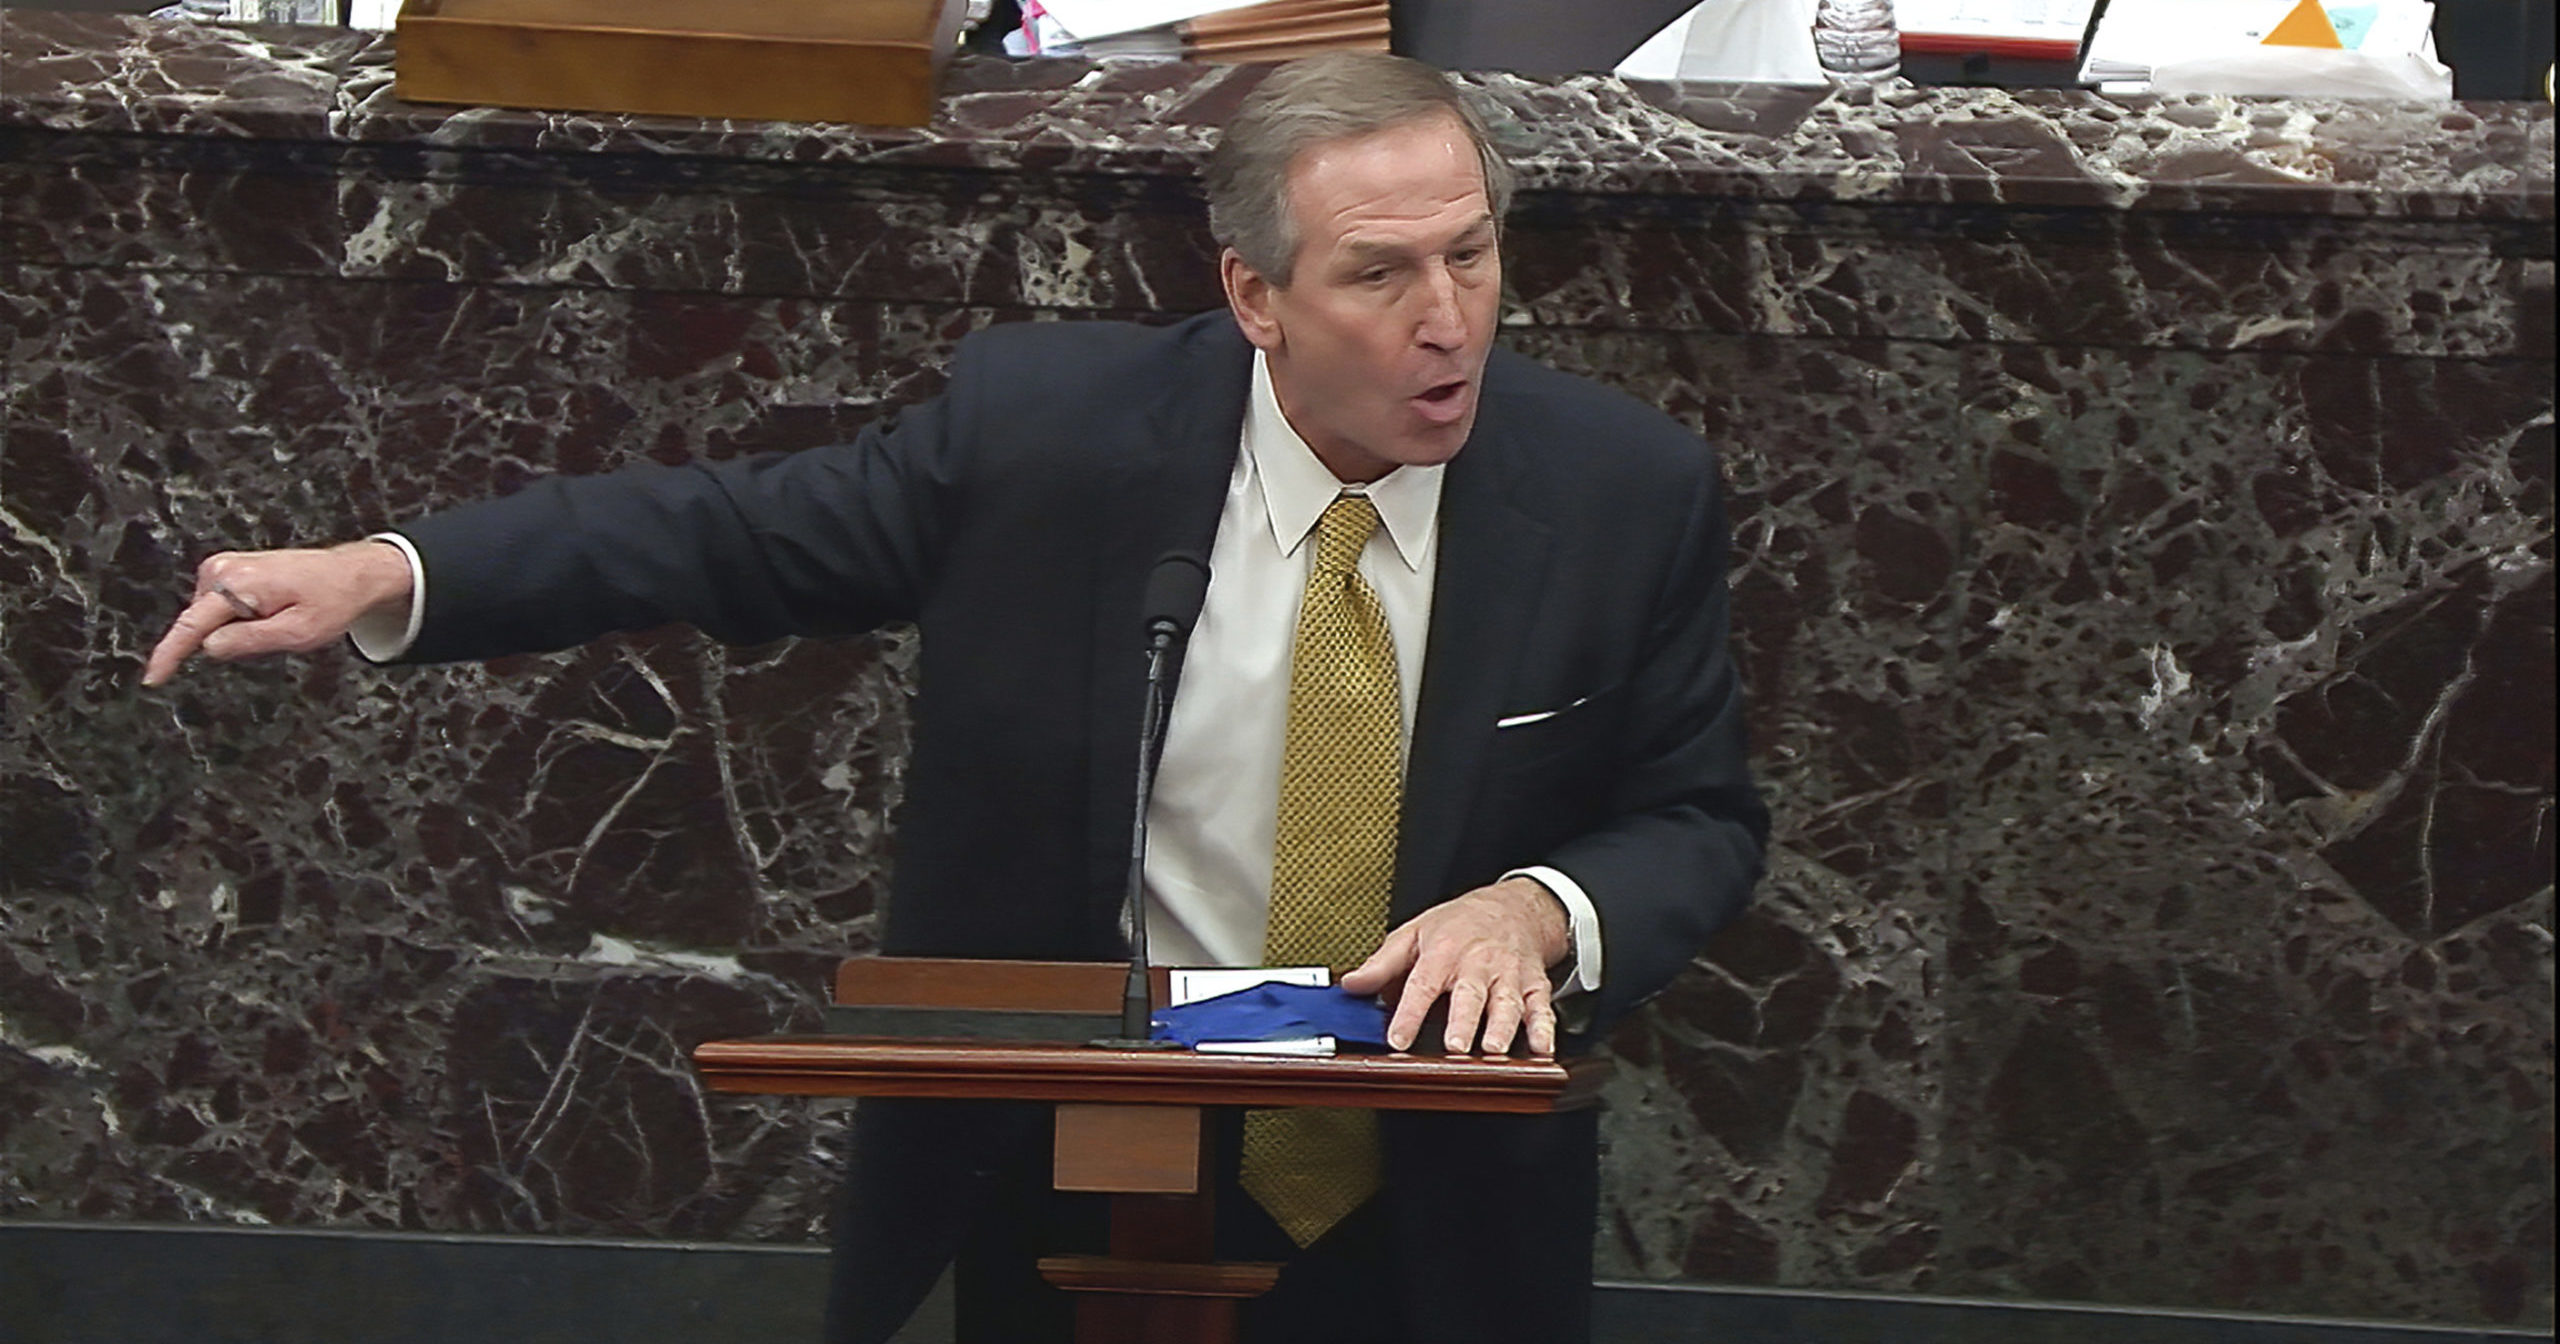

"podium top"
[695,1036,1610,1114]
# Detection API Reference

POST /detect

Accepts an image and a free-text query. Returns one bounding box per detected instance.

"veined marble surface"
[2,8,2551,1329]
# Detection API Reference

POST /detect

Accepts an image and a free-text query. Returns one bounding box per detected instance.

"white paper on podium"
[1616,0,1826,85]
[1897,0,2096,48]
[1035,0,1263,40]
[1170,964,1331,1004]
[2148,45,2451,98]
[1196,1035,1338,1056]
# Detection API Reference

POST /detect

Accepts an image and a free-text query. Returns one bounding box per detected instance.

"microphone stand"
[1091,550,1209,1050]
[1090,624,1185,1049]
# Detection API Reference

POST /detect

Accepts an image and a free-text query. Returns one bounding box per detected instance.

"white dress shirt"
[1142,353,1602,993]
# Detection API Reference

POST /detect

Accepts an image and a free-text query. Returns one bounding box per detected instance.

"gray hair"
[1204,53,1515,287]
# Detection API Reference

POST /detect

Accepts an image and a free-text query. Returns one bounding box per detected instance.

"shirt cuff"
[1503,865,1602,997]
[346,532,425,663]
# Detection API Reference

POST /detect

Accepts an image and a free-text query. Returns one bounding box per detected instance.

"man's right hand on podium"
[141,540,414,686]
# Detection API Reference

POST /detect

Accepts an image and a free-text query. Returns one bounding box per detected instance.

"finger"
[209,580,262,620]
[1386,956,1449,1052]
[200,606,333,661]
[1524,983,1557,1058]
[192,551,249,600]
[1479,977,1526,1056]
[142,591,244,686]
[1440,974,1488,1055]
[1339,925,1418,995]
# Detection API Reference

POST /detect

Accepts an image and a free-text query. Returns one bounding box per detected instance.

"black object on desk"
[1394,0,1701,73]
[2432,0,2554,99]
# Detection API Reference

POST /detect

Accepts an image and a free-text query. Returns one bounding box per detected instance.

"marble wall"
[2,10,2551,1328]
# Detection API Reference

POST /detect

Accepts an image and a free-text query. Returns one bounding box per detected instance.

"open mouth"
[1411,380,1471,425]
[1409,379,1473,428]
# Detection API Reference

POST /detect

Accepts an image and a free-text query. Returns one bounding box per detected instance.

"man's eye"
[1452,247,1486,266]
[1357,268,1394,285]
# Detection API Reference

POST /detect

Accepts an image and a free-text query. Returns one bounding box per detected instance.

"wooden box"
[395,0,972,128]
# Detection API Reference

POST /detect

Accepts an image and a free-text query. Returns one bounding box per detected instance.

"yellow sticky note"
[2263,0,2345,47]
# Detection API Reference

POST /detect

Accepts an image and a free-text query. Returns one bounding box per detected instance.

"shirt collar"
[1245,349,1442,572]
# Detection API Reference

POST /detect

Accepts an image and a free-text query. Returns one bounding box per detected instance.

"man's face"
[1223,114,1502,484]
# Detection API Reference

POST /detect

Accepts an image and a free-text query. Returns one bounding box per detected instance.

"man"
[143,54,1766,1344]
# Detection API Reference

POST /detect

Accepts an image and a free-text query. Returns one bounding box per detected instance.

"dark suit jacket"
[399,311,1768,1342]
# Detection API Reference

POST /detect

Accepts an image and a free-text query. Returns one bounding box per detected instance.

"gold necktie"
[1240,493,1397,1248]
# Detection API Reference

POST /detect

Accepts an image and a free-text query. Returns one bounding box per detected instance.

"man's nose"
[1414,262,1466,350]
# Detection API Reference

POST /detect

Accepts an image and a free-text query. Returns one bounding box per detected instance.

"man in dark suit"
[144,54,1766,1344]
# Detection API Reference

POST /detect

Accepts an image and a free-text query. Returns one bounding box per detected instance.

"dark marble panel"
[1925,345,2553,1324]
[1506,194,2554,358]
[1500,331,2553,1326]
[1517,79,2557,219]
[0,129,1229,313]
[12,127,2540,364]
[0,11,363,141]
[1,267,986,1239]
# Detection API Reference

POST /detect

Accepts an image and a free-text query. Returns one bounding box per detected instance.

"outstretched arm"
[141,540,415,686]
[138,353,971,683]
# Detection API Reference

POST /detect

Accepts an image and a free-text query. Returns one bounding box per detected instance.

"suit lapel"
[1080,319,1251,942]
[1396,410,1552,919]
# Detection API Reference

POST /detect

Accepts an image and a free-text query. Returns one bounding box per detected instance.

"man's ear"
[1221,248,1283,352]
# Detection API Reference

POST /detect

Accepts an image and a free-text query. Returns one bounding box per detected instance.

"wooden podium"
[694,959,1609,1344]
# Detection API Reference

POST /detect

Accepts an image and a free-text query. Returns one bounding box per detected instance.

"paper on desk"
[1014,0,1187,54]
[2147,42,2450,97]
[1896,0,2097,51]
[1616,0,1824,84]
[1197,1035,1338,1056]
[1036,0,1266,40]
[2082,0,2448,97]
[1170,965,1332,1005]
[2088,0,2432,60]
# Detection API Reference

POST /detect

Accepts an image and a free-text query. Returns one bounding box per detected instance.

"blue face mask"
[1150,982,1391,1049]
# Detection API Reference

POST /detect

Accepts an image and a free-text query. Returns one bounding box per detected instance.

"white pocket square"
[1495,694,1595,730]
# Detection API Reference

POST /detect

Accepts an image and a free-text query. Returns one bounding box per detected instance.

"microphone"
[1142,551,1211,645]
[1099,551,1211,1049]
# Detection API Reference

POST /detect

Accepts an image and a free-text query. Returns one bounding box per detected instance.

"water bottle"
[1814,0,1901,83]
